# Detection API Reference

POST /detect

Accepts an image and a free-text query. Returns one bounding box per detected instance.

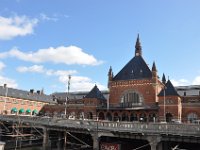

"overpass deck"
[0,115,200,137]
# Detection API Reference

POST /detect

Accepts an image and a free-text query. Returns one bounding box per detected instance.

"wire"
[66,131,91,147]
[132,141,154,150]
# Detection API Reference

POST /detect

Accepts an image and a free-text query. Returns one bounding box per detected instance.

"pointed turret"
[152,61,157,72]
[108,66,113,88]
[152,61,157,79]
[108,66,113,81]
[162,73,166,85]
[135,34,142,56]
[151,62,158,84]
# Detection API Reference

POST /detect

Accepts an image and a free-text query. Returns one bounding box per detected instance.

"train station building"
[1,35,200,123]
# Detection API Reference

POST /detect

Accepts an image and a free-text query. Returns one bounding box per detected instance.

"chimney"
[37,90,41,95]
[30,89,34,94]
[3,84,7,88]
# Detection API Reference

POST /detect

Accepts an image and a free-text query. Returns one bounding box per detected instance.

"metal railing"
[0,115,200,137]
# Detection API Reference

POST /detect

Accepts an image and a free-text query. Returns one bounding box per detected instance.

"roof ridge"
[113,55,152,81]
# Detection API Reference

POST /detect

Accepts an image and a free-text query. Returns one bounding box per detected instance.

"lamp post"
[163,86,166,122]
[3,84,8,114]
[65,75,71,118]
[96,116,99,150]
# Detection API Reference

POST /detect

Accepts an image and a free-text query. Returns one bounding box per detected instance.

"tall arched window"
[120,90,143,107]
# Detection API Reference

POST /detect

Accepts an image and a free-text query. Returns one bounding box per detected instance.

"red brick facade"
[2,36,200,124]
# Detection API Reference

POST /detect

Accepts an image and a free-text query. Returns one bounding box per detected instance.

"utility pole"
[65,75,71,118]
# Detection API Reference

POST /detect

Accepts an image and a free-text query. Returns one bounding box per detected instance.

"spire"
[152,61,157,72]
[162,73,166,85]
[108,66,113,81]
[152,61,157,81]
[135,34,142,56]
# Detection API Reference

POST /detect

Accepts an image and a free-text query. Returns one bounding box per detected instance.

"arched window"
[149,113,156,122]
[98,112,105,120]
[139,113,147,122]
[122,113,129,121]
[187,113,198,123]
[166,113,173,122]
[106,112,112,121]
[113,112,120,121]
[130,113,138,121]
[87,112,93,119]
[120,90,143,107]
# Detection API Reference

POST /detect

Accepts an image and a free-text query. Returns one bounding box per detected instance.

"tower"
[107,66,113,88]
[135,34,142,56]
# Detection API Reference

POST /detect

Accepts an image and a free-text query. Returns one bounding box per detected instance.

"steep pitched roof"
[158,80,179,96]
[85,85,106,101]
[113,55,152,81]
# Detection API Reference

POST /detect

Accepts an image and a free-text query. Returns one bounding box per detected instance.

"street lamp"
[3,84,8,114]
[96,116,99,150]
[163,86,166,122]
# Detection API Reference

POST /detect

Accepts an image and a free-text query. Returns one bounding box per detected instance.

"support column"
[57,132,62,150]
[92,133,99,150]
[29,128,32,145]
[64,131,67,150]
[146,135,161,150]
[157,142,162,150]
[43,127,49,150]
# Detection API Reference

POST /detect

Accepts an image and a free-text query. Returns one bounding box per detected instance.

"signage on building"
[100,142,120,150]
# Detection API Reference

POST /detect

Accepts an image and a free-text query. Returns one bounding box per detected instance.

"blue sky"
[0,0,200,94]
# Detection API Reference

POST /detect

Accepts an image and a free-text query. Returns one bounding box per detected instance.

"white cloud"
[171,77,200,86]
[16,65,77,76]
[192,76,200,85]
[171,79,190,86]
[0,62,6,71]
[40,13,58,22]
[2,46,103,66]
[17,65,44,73]
[17,65,107,92]
[0,15,38,40]
[0,76,18,88]
[59,75,107,92]
[0,52,8,59]
[46,70,77,76]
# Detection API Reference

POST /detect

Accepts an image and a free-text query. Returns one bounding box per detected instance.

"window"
[130,113,138,121]
[120,90,143,107]
[187,113,198,123]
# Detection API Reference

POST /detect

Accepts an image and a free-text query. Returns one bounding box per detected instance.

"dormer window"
[131,70,134,74]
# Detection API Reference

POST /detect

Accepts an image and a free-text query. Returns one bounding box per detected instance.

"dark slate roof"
[85,85,107,101]
[158,80,180,97]
[0,86,53,103]
[52,90,109,102]
[113,55,152,81]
